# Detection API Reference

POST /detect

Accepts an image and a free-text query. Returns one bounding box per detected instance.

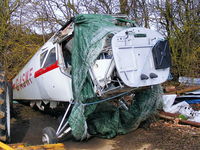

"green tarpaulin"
[68,14,163,140]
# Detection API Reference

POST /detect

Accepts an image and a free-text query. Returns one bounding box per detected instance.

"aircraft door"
[35,45,59,100]
[35,44,73,101]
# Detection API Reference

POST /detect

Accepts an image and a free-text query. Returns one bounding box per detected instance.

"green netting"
[68,14,163,140]
[87,85,163,138]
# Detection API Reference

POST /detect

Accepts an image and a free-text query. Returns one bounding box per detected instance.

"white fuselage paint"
[12,27,169,102]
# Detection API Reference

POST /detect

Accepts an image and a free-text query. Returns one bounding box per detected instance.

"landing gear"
[42,101,72,144]
[42,127,57,144]
[0,70,11,143]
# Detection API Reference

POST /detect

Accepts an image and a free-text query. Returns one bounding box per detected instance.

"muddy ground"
[10,103,200,150]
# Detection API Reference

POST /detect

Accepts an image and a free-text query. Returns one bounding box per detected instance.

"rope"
[73,90,133,106]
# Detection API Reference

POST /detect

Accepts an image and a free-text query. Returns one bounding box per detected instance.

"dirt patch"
[11,103,57,145]
[10,103,200,150]
[112,121,200,150]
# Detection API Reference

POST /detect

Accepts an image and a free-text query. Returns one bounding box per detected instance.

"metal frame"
[89,57,123,96]
[56,101,73,139]
[54,89,134,140]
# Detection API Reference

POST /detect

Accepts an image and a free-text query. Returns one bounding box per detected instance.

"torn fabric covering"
[68,14,163,140]
[71,14,124,100]
[68,14,124,140]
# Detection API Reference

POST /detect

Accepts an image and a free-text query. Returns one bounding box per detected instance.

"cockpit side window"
[43,47,56,68]
[40,50,48,67]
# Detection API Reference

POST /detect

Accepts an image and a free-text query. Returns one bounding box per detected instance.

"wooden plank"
[159,111,179,118]
[180,119,200,127]
[166,86,200,94]
[158,111,200,127]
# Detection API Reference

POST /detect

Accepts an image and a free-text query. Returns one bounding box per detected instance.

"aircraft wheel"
[42,127,57,144]
[0,71,11,143]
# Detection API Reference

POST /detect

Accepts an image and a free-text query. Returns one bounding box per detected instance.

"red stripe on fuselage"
[34,61,59,78]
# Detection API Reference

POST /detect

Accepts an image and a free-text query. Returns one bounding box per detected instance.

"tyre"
[0,71,11,143]
[42,127,57,144]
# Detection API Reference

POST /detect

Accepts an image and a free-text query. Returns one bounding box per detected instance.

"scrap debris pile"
[162,77,200,126]
[163,94,200,123]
